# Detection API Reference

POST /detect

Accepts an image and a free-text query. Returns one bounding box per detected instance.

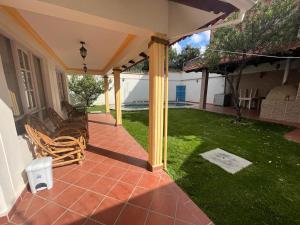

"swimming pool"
[111,102,194,111]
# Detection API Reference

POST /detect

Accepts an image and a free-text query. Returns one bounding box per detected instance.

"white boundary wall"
[95,71,225,105]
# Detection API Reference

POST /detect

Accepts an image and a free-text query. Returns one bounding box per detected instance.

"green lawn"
[87,105,106,113]
[92,106,300,224]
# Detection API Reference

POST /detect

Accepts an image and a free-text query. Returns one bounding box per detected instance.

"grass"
[92,106,300,225]
[86,105,106,113]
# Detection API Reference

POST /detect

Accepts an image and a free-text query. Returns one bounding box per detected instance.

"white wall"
[95,71,225,105]
[0,55,33,217]
[0,9,64,216]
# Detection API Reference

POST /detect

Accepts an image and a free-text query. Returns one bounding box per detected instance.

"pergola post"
[148,36,169,172]
[104,75,110,113]
[199,68,209,109]
[113,68,122,126]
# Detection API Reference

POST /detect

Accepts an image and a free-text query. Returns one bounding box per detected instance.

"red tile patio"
[285,128,300,144]
[7,113,213,225]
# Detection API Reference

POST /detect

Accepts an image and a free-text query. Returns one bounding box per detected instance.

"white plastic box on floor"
[25,157,53,193]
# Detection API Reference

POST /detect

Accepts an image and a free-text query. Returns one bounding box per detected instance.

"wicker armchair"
[25,115,86,148]
[25,119,85,167]
[47,108,88,140]
[61,101,86,120]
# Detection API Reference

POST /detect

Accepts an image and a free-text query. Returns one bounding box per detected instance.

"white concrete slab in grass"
[200,148,252,174]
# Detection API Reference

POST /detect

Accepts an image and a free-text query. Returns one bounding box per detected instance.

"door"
[176,85,186,102]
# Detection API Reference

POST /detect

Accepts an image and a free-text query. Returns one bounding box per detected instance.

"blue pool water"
[121,102,193,110]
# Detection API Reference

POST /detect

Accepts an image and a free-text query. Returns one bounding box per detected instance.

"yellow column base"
[113,69,122,126]
[104,76,110,113]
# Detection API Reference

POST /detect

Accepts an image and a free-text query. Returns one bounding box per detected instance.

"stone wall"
[260,99,300,123]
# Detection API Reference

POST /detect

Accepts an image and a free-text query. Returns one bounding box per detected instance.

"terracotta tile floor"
[285,128,300,143]
[8,113,213,225]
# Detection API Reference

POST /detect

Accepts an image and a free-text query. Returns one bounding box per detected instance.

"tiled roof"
[183,40,300,73]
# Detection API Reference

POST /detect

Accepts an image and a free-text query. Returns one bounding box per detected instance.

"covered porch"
[8,113,212,225]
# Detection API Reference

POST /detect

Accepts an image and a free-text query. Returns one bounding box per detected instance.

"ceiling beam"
[101,34,136,74]
[1,6,67,69]
[129,60,135,64]
[139,52,148,58]
[66,67,104,75]
[1,6,139,75]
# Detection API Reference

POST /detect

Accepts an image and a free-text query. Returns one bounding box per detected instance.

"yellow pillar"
[104,76,110,113]
[163,45,169,171]
[148,36,169,172]
[113,68,122,126]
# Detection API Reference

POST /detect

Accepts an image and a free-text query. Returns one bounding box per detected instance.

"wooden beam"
[139,52,148,58]
[102,34,135,73]
[66,67,103,75]
[128,60,135,64]
[2,6,67,70]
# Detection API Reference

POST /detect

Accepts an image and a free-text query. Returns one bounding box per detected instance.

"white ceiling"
[4,0,256,74]
[19,9,128,70]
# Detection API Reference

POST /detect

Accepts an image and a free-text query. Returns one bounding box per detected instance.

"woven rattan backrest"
[47,108,64,128]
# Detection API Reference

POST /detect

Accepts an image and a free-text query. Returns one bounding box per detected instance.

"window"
[33,56,46,108]
[17,48,37,111]
[33,55,48,119]
[0,34,50,134]
[0,34,23,117]
[56,71,67,102]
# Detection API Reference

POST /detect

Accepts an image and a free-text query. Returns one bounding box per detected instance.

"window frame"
[56,70,68,102]
[11,41,41,115]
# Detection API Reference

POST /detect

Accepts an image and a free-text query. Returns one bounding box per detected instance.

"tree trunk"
[225,63,246,122]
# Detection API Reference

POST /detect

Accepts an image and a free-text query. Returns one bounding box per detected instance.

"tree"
[127,60,149,73]
[68,75,104,107]
[177,45,201,70]
[169,45,201,71]
[168,47,179,70]
[204,0,300,121]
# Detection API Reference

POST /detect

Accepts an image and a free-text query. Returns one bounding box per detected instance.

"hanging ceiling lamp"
[79,41,88,73]
[80,41,87,59]
[83,63,87,73]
